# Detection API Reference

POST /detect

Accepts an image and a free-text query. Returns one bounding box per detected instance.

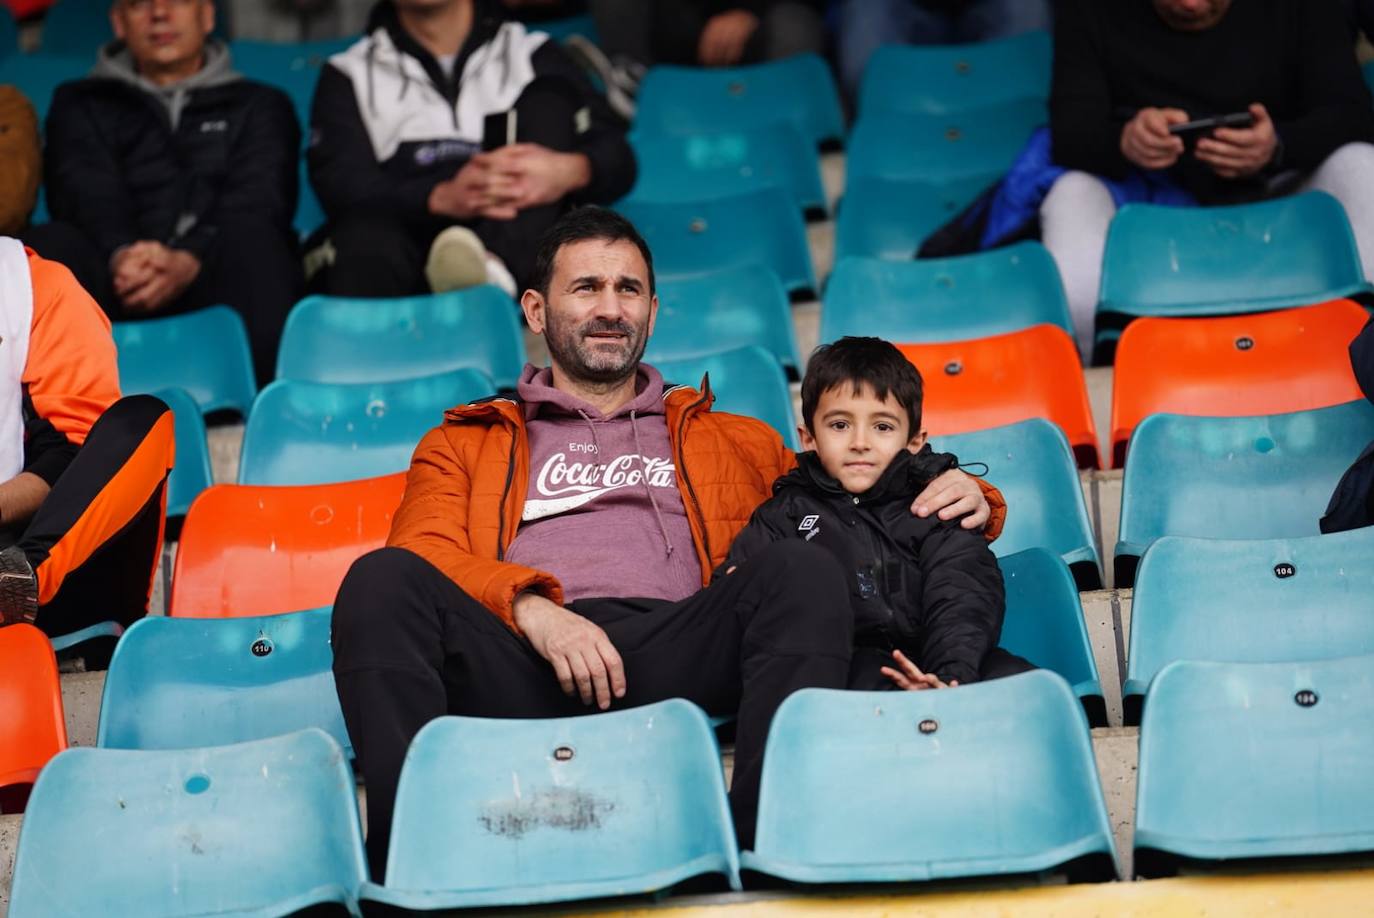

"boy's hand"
[881,649,958,691]
[912,468,989,529]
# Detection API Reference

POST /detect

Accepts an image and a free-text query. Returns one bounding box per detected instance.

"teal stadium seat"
[96,608,351,755]
[821,244,1074,344]
[998,548,1105,724]
[114,305,257,416]
[1115,400,1374,586]
[932,419,1101,588]
[634,54,843,148]
[1134,655,1374,877]
[647,264,801,378]
[859,30,1052,116]
[835,175,990,262]
[1097,192,1373,346]
[619,188,816,297]
[847,101,1045,183]
[361,700,741,910]
[627,124,826,216]
[1122,529,1374,724]
[152,386,213,518]
[653,346,798,449]
[0,7,15,57]
[239,367,493,485]
[742,675,1118,884]
[277,285,526,388]
[527,12,599,44]
[8,729,368,917]
[32,0,109,55]
[0,52,85,120]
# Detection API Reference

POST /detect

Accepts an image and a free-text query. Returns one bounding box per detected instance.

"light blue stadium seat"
[627,125,826,216]
[361,699,740,910]
[646,264,801,378]
[835,175,990,262]
[742,675,1118,884]
[239,368,493,485]
[653,346,798,449]
[527,13,599,44]
[9,729,367,917]
[227,37,351,124]
[34,0,109,55]
[277,285,525,388]
[0,7,15,58]
[635,54,843,148]
[847,101,1045,184]
[1134,654,1374,877]
[0,52,86,120]
[96,608,350,755]
[1097,192,1372,347]
[1115,400,1374,587]
[821,244,1074,345]
[859,31,1052,117]
[153,386,213,518]
[1122,529,1374,724]
[619,188,816,297]
[998,548,1105,725]
[932,419,1101,588]
[114,305,257,416]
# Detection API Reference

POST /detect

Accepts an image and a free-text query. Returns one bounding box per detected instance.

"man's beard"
[545,313,649,385]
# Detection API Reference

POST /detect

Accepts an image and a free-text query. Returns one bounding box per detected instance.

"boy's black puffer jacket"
[719,446,1005,686]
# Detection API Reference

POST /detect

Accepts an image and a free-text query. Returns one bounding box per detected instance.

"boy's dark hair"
[801,337,924,434]
[530,206,656,297]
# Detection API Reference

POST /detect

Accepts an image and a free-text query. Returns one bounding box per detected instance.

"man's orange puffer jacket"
[387,380,1006,632]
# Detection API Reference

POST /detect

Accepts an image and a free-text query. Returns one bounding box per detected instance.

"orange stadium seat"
[169,474,406,618]
[0,624,67,794]
[896,325,1100,468]
[1110,300,1368,467]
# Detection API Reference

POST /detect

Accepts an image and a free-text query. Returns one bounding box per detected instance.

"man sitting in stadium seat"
[0,241,174,650]
[331,207,1004,872]
[305,0,635,298]
[22,0,302,388]
[1044,0,1374,358]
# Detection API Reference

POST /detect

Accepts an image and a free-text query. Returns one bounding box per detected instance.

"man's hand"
[481,144,591,212]
[698,10,760,66]
[111,242,160,298]
[1195,103,1278,179]
[513,591,626,710]
[428,155,518,221]
[115,242,201,313]
[912,468,990,530]
[881,649,957,691]
[1120,107,1188,171]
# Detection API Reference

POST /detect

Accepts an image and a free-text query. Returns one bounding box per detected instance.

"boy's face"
[800,383,927,494]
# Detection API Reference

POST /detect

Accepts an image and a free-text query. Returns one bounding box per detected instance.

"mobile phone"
[1168,111,1256,138]
[482,110,517,151]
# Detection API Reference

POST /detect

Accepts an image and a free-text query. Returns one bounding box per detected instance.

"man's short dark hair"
[530,206,655,297]
[801,336,924,434]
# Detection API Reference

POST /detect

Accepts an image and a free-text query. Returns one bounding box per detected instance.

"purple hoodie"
[505,363,703,603]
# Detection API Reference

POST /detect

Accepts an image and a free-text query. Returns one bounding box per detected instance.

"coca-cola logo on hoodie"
[523,451,677,521]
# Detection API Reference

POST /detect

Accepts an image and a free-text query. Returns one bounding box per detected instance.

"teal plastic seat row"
[652,346,798,450]
[859,30,1052,117]
[834,174,992,262]
[154,386,214,519]
[114,305,258,417]
[847,101,1045,184]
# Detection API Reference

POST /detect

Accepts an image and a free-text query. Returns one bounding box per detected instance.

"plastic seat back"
[932,418,1100,587]
[627,124,825,215]
[1115,400,1374,586]
[227,38,351,123]
[653,346,798,449]
[32,0,111,55]
[363,700,741,910]
[847,101,1044,183]
[1099,192,1372,324]
[835,175,990,262]
[1123,530,1374,721]
[647,264,800,377]
[0,8,15,57]
[618,188,816,297]
[114,305,257,416]
[897,325,1099,468]
[153,386,214,518]
[170,474,405,618]
[97,608,349,755]
[239,368,492,485]
[0,624,66,790]
[0,52,85,120]
[822,244,1073,345]
[1109,300,1368,467]
[9,730,367,917]
[742,675,1117,884]
[277,285,525,388]
[859,31,1052,116]
[635,54,843,147]
[1135,655,1374,876]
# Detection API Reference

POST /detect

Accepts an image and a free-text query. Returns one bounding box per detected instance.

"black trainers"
[0,546,37,626]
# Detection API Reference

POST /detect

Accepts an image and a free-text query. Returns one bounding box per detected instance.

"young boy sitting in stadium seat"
[720,336,1032,690]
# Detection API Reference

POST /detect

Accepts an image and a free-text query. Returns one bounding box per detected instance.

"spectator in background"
[837,0,1051,105]
[1044,0,1374,359]
[0,87,40,236]
[23,0,301,388]
[305,0,634,298]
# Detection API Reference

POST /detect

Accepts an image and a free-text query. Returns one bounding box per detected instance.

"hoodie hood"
[782,445,959,504]
[516,362,668,422]
[93,38,239,129]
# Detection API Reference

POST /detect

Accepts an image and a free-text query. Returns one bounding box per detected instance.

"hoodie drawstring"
[631,410,676,559]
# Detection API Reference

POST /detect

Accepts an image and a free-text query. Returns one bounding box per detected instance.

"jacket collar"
[367,0,505,102]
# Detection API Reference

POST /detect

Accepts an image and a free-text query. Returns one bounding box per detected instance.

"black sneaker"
[0,546,38,626]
